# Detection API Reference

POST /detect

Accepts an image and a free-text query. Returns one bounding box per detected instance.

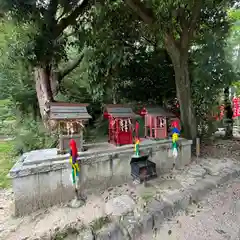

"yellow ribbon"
[172,133,178,143]
[70,156,80,177]
[134,139,140,152]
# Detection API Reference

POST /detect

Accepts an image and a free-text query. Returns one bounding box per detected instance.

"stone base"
[68,198,85,208]
[9,138,192,216]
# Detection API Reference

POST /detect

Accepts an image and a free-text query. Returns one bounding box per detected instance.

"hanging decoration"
[120,119,124,131]
[159,118,165,128]
[124,120,128,132]
[134,138,140,156]
[70,122,75,136]
[78,121,84,129]
[69,139,80,189]
[135,120,139,139]
[66,122,71,135]
[171,121,180,159]
[232,97,240,118]
[110,119,115,128]
[219,105,225,120]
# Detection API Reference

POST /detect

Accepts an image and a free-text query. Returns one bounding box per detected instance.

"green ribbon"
[172,142,178,149]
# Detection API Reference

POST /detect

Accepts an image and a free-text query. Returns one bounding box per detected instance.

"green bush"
[0,140,14,188]
[13,117,58,155]
[84,116,108,142]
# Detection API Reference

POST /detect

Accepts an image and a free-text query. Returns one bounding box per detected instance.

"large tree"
[122,0,236,139]
[0,0,93,123]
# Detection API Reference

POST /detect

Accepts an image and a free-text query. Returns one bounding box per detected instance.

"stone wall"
[9,139,192,216]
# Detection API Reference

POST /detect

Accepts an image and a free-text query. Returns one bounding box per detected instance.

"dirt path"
[0,190,105,240]
[153,178,240,240]
[0,182,141,240]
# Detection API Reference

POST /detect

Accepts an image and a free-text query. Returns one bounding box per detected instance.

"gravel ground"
[199,138,240,160]
[152,178,240,240]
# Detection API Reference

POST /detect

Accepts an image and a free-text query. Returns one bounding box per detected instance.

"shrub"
[13,117,58,155]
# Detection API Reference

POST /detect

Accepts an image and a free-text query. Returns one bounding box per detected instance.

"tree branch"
[141,35,156,46]
[58,54,84,80]
[55,0,93,37]
[164,31,181,65]
[124,0,154,24]
[177,8,188,32]
[188,0,202,38]
[181,0,202,49]
[46,0,58,32]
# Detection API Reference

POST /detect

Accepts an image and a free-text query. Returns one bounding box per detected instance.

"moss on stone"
[90,216,111,232]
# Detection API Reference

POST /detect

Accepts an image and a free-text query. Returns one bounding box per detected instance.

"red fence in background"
[214,97,240,120]
[165,97,240,121]
[232,97,240,118]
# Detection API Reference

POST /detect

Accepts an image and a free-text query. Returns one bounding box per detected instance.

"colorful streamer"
[134,138,140,156]
[69,139,80,187]
[171,121,180,159]
[70,156,80,185]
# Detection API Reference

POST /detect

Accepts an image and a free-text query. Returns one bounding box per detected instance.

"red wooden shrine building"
[139,106,180,139]
[104,104,135,146]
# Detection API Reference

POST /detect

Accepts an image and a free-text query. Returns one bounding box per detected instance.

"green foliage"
[73,2,176,104]
[226,9,240,76]
[13,118,58,155]
[190,5,237,136]
[0,20,38,115]
[0,0,92,69]
[0,99,16,136]
[118,48,175,104]
[0,99,14,121]
[76,2,141,102]
[90,216,111,232]
[0,141,14,188]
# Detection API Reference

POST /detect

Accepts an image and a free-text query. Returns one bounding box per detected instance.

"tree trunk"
[174,58,197,140]
[165,38,197,140]
[34,66,54,123]
[224,87,233,138]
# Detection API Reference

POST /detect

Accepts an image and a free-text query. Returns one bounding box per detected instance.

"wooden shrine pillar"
[150,115,152,138]
[154,117,157,138]
[144,115,147,137]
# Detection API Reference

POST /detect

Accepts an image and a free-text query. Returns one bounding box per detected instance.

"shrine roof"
[105,104,136,118]
[144,106,176,117]
[49,102,92,120]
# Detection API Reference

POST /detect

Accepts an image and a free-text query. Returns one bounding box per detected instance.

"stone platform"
[9,138,192,216]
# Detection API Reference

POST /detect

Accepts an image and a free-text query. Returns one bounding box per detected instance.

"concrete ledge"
[9,139,192,216]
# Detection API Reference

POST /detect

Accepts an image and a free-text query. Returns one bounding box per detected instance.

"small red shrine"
[139,106,180,139]
[104,104,135,146]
